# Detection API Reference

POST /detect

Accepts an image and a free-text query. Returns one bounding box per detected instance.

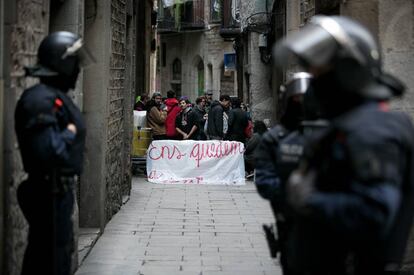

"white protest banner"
[146,140,245,185]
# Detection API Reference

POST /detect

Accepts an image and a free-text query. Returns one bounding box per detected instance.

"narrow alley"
[2,1,414,274]
[75,177,282,275]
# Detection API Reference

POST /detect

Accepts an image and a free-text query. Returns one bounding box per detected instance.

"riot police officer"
[274,16,414,275]
[15,31,91,275]
[254,72,314,275]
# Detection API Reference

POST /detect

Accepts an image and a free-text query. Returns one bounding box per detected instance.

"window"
[210,0,221,22]
[172,58,182,80]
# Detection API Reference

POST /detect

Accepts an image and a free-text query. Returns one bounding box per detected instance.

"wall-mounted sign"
[224,53,237,71]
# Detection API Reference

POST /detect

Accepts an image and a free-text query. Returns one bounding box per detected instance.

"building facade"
[157,0,237,103]
[218,0,282,125]
[0,0,154,274]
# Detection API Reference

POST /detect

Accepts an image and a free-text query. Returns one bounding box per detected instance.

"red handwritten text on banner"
[146,140,245,185]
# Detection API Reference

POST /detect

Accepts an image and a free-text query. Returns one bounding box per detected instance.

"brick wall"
[105,0,127,221]
[4,1,49,274]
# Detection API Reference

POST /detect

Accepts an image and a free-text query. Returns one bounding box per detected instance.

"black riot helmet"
[273,16,405,112]
[280,72,312,99]
[279,72,312,130]
[26,31,94,90]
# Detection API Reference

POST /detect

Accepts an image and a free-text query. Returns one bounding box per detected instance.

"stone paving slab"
[75,177,281,275]
[77,228,101,266]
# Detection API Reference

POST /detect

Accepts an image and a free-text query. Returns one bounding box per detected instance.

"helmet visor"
[77,45,96,68]
[273,24,338,69]
[61,38,96,68]
[285,76,312,98]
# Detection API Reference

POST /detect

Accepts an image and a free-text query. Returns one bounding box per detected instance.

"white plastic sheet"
[133,111,147,128]
[146,140,245,185]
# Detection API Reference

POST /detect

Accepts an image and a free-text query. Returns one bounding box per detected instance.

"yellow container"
[132,128,153,157]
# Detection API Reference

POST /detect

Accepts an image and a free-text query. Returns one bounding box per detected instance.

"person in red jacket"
[164,90,181,139]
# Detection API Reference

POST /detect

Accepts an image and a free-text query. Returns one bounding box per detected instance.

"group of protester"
[135,89,266,176]
[135,90,258,142]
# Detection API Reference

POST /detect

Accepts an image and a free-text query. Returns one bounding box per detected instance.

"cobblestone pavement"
[75,177,282,275]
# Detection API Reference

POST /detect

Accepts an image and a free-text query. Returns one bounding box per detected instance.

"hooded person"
[164,90,181,139]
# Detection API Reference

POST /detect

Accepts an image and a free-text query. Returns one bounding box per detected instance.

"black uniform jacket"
[291,102,414,273]
[15,83,86,176]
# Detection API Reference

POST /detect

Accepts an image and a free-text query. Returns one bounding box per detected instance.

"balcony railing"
[157,0,205,33]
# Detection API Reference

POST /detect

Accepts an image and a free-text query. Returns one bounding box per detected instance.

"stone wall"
[341,0,414,269]
[239,0,255,31]
[1,0,136,273]
[378,0,414,119]
[3,1,50,274]
[239,0,275,123]
[106,0,128,221]
[81,0,134,230]
[123,2,135,198]
[246,31,274,123]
